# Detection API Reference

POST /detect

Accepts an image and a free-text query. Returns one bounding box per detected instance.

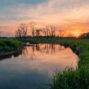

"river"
[0,44,79,89]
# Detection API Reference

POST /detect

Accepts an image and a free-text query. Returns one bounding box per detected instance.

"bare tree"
[16,24,27,39]
[32,29,35,37]
[36,29,40,36]
[49,25,56,37]
[30,22,36,37]
[44,26,49,36]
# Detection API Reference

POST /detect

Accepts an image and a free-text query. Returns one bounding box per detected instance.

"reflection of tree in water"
[22,47,33,60]
[22,47,28,56]
[21,44,65,60]
[50,44,55,54]
[31,44,64,54]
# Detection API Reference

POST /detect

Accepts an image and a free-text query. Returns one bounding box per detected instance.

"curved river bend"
[0,44,79,89]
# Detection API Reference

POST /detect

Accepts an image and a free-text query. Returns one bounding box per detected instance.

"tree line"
[15,23,64,39]
[17,23,89,39]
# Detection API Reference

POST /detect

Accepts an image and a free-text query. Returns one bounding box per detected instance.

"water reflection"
[21,44,79,73]
[0,44,79,89]
[22,44,65,56]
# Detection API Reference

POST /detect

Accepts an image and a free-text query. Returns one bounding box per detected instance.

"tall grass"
[50,68,89,89]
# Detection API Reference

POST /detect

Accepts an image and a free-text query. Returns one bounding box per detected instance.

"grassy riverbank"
[0,39,22,54]
[27,37,89,89]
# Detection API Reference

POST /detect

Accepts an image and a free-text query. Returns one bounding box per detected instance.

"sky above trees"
[0,0,89,24]
[0,0,89,37]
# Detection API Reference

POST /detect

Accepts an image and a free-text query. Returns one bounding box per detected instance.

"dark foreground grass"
[27,37,89,89]
[50,68,89,89]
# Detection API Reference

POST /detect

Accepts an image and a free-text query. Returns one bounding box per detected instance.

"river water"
[0,44,79,89]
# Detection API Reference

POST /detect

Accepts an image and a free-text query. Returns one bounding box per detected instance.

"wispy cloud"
[0,0,89,24]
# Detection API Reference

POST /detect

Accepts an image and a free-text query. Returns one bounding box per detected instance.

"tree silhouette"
[79,32,89,39]
[16,24,27,39]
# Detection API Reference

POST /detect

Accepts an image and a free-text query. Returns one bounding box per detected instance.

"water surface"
[0,44,79,89]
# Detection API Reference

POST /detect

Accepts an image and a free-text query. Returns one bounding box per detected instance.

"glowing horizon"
[0,0,89,37]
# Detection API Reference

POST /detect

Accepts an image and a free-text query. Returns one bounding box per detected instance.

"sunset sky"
[0,0,89,37]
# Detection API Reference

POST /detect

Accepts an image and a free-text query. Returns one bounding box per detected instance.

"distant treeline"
[79,32,89,39]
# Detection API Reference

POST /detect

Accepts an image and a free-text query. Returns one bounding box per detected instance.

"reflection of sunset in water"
[0,44,79,89]
[20,44,79,74]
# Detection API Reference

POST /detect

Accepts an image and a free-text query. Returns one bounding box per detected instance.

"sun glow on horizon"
[72,30,82,37]
[0,21,89,37]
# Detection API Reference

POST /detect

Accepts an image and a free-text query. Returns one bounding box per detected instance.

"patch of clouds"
[0,0,89,24]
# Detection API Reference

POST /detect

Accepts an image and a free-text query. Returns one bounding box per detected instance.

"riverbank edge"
[0,39,23,58]
[0,46,23,57]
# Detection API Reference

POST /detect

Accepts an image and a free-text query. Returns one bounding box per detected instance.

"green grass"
[0,39,22,52]
[50,68,89,89]
[27,37,89,89]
